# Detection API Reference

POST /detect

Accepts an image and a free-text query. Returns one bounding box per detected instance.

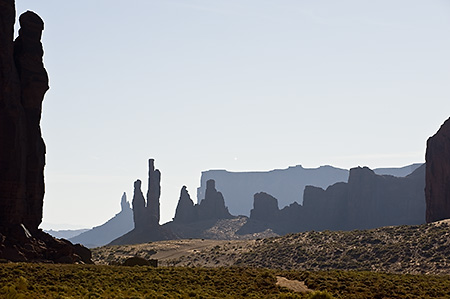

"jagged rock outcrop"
[164,182,237,239]
[426,117,450,223]
[240,165,426,235]
[69,192,134,248]
[171,181,233,223]
[110,159,176,245]
[173,186,197,223]
[0,2,91,263]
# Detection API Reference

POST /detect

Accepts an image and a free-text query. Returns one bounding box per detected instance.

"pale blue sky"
[15,0,450,229]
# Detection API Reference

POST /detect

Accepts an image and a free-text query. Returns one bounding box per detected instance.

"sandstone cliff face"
[0,3,91,263]
[426,117,450,223]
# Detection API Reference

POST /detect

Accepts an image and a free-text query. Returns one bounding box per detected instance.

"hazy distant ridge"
[198,163,422,216]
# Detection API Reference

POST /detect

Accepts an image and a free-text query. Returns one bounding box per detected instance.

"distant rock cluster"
[0,2,91,263]
[76,111,450,246]
[174,180,232,223]
[239,165,425,235]
[197,164,423,217]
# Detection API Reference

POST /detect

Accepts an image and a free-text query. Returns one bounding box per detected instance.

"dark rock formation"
[147,159,160,226]
[131,159,161,230]
[0,3,91,263]
[197,180,232,220]
[250,192,279,222]
[173,186,197,223]
[69,192,134,248]
[163,182,237,239]
[240,165,426,235]
[304,165,426,230]
[198,164,419,217]
[110,159,176,245]
[132,180,146,229]
[426,117,450,223]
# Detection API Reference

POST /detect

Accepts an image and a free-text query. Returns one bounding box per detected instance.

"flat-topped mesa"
[197,179,232,220]
[147,158,161,226]
[426,117,450,222]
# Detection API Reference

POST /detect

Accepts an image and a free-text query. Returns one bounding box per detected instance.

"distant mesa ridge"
[197,163,423,217]
[238,165,426,235]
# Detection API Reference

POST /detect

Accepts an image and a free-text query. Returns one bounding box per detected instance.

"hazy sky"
[14,0,450,229]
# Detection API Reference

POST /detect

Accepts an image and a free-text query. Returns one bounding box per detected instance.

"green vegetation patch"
[0,264,297,298]
[1,264,450,298]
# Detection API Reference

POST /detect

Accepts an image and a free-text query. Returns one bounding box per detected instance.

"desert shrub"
[307,290,335,299]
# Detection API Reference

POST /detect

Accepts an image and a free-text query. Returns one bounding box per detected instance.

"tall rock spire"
[147,158,160,226]
[0,7,48,234]
[0,4,92,263]
[132,180,146,229]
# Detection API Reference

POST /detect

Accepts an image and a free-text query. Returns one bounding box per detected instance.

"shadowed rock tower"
[0,2,92,263]
[0,5,48,235]
[147,159,160,226]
